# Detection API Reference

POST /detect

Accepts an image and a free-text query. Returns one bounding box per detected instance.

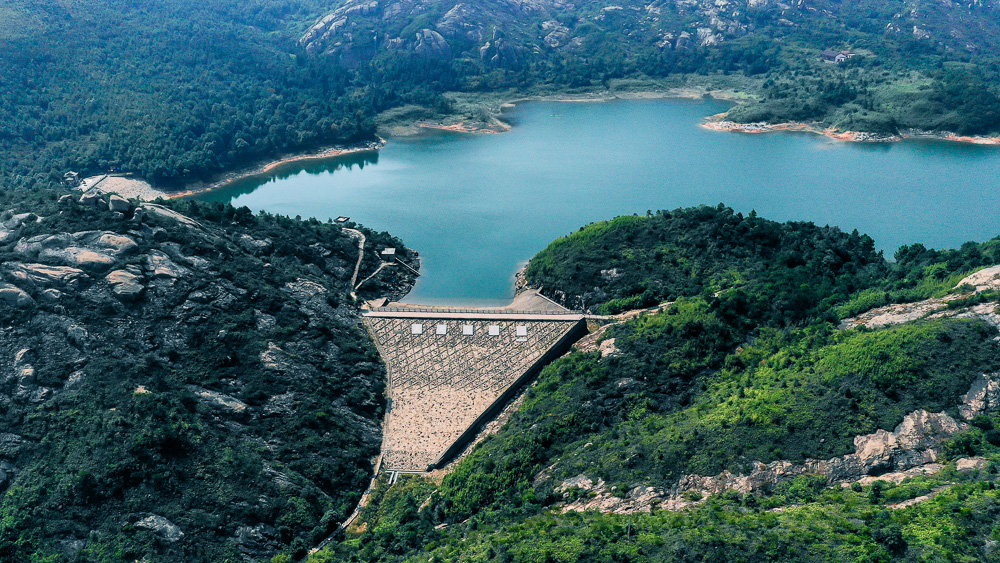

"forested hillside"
[0,188,416,561]
[5,0,1000,190]
[311,206,1000,562]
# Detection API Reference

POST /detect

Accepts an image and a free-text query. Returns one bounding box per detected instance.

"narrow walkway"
[343,228,365,300]
[355,261,394,291]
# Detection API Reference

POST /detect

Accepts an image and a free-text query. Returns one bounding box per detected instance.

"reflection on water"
[198,99,1000,306]
[216,151,380,201]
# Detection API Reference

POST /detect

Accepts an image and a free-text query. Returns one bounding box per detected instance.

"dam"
[363,291,586,473]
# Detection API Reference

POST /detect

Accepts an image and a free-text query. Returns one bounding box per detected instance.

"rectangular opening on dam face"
[363,301,587,473]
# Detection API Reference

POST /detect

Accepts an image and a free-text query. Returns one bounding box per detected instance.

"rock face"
[841,266,1000,331]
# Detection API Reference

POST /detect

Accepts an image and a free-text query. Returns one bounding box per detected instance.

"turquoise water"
[200,98,1000,306]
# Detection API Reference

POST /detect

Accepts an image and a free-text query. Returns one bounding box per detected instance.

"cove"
[198,98,1000,306]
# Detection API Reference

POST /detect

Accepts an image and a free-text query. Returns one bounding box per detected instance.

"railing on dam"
[368,306,583,315]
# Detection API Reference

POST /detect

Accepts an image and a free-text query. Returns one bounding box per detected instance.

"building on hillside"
[822,49,854,63]
[381,248,397,263]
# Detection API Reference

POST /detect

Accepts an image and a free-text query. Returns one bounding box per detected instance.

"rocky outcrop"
[841,265,1000,330]
[959,373,1000,421]
[413,29,452,59]
[187,385,249,414]
[135,515,184,542]
[556,374,999,514]
[13,231,137,272]
[3,262,87,290]
[556,475,665,514]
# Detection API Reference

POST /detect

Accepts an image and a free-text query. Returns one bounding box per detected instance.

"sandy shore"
[79,175,169,201]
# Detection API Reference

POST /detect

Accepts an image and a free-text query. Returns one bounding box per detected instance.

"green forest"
[4,0,1000,190]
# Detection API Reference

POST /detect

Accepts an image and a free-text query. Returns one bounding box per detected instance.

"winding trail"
[343,228,365,299]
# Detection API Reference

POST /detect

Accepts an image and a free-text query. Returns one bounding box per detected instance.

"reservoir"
[199,98,1000,306]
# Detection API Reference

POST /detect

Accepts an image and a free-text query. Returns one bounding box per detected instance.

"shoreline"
[163,139,385,200]
[83,140,385,202]
[105,88,1000,202]
[701,116,1000,145]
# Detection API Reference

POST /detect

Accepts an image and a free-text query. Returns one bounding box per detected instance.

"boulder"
[0,283,33,308]
[39,289,62,302]
[237,234,273,254]
[3,213,34,230]
[0,461,16,491]
[0,433,26,459]
[105,270,144,301]
[234,523,280,557]
[135,514,184,543]
[140,204,204,229]
[39,248,116,271]
[67,325,89,347]
[108,195,131,213]
[79,191,102,206]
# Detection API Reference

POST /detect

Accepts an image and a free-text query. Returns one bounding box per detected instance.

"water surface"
[200,99,1000,305]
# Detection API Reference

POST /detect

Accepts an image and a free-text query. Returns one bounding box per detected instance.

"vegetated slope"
[0,189,416,561]
[313,206,1000,562]
[7,0,1000,191]
[527,205,1000,317]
